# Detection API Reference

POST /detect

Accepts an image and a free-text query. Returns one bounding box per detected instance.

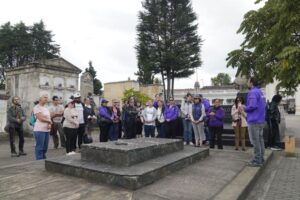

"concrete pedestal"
[45,138,209,190]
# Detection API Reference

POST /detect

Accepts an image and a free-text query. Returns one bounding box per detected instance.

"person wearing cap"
[7,96,27,157]
[33,92,52,160]
[63,99,79,155]
[73,92,86,149]
[164,97,179,138]
[191,94,206,147]
[109,99,121,141]
[181,93,193,145]
[99,99,114,142]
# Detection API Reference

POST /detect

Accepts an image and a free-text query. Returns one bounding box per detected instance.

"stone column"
[295,86,300,116]
[80,72,94,98]
[0,92,10,133]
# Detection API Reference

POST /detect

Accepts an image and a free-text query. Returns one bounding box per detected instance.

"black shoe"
[11,152,20,157]
[19,151,27,156]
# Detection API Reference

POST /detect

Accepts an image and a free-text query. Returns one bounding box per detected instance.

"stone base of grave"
[45,138,209,190]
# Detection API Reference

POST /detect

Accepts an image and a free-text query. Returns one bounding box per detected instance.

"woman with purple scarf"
[208,98,225,149]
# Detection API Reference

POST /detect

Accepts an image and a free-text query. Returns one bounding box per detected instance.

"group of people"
[6,92,96,160]
[5,76,281,167]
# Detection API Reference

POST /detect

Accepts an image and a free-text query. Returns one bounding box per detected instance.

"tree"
[226,0,300,94]
[136,0,202,99]
[211,73,232,86]
[122,88,151,105]
[85,61,103,95]
[0,20,60,87]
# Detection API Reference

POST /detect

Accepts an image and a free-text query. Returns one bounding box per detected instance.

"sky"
[0,0,263,89]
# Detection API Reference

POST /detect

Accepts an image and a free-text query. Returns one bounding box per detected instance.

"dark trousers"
[165,120,177,138]
[270,119,280,147]
[125,119,136,139]
[109,123,119,141]
[99,123,111,142]
[9,127,24,153]
[50,122,66,148]
[118,121,122,138]
[77,124,85,148]
[63,127,77,153]
[209,127,223,149]
[144,125,155,137]
[136,120,143,136]
[156,122,166,138]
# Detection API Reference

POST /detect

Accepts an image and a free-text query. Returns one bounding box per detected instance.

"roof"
[5,57,82,74]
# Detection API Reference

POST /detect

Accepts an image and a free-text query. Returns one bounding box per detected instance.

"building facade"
[4,58,82,132]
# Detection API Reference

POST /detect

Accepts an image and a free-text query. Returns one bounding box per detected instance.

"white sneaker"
[70,151,76,155]
[184,142,187,145]
[189,143,194,146]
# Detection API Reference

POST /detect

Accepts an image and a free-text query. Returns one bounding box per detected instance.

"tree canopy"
[0,20,60,86]
[122,88,151,106]
[85,61,103,95]
[136,0,202,99]
[226,0,300,94]
[211,73,232,86]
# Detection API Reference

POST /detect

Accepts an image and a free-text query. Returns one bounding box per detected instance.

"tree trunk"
[161,71,166,101]
[166,71,171,100]
[171,75,175,98]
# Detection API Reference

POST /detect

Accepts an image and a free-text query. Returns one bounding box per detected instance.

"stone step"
[81,138,183,166]
[45,146,209,190]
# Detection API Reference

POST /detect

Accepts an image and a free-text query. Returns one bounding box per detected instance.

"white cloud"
[0,0,263,89]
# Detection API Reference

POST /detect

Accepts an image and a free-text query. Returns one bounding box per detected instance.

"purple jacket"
[202,99,210,113]
[164,104,179,121]
[153,101,158,109]
[207,106,225,127]
[245,87,266,125]
[99,106,114,121]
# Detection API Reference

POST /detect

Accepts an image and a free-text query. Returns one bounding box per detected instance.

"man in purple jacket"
[240,77,266,167]
[164,97,179,138]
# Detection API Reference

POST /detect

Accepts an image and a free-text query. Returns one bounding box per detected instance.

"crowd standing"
[5,78,282,168]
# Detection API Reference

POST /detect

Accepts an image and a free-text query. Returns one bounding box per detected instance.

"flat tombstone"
[80,138,183,167]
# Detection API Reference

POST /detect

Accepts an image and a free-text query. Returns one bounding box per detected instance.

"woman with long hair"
[231,97,247,151]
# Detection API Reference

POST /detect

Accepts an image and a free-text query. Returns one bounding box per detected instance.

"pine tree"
[85,61,103,95]
[136,0,202,99]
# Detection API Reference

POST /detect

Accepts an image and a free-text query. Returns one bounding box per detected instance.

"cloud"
[0,0,262,89]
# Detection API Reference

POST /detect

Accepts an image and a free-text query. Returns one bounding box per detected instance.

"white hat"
[66,98,74,105]
[73,92,81,98]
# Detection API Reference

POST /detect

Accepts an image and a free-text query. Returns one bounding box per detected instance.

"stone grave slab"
[81,138,183,166]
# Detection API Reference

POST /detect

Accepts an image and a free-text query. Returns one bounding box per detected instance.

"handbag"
[83,134,93,144]
[4,123,10,133]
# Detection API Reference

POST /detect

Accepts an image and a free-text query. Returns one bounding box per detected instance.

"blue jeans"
[34,131,49,160]
[248,124,265,164]
[182,119,193,143]
[144,125,155,137]
[109,123,119,141]
[156,122,166,138]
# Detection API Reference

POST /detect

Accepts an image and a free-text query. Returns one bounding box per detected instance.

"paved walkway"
[0,132,256,200]
[246,114,300,200]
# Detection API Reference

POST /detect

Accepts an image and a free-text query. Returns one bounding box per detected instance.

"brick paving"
[246,114,300,200]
